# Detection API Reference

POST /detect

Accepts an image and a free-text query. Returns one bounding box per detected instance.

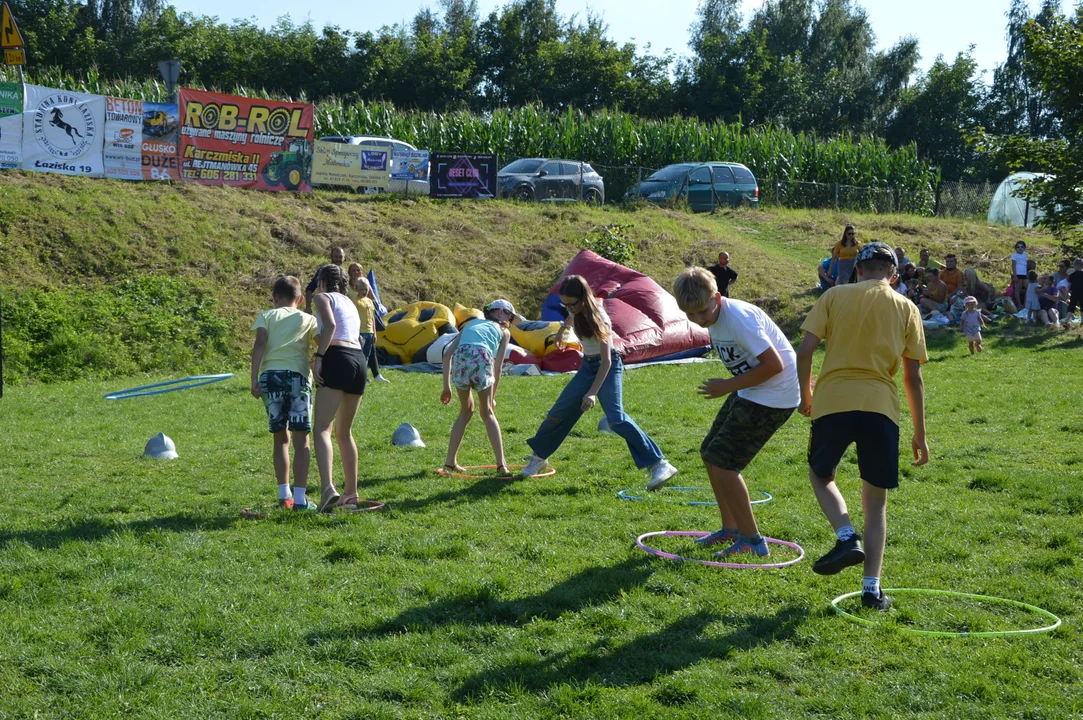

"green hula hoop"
[831,588,1062,638]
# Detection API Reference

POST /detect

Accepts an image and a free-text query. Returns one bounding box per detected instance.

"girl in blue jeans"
[520,275,678,488]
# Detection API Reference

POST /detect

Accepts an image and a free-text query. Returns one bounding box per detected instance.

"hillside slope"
[0,172,1048,381]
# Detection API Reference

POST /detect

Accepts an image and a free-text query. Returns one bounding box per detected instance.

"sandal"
[336,493,360,510]
[443,463,466,473]
[317,485,340,513]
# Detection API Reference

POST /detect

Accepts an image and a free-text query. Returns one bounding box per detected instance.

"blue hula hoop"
[617,487,772,506]
[105,373,233,400]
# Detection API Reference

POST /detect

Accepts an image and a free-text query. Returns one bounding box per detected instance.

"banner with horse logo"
[0,81,21,169]
[22,84,106,177]
[179,88,314,192]
[104,96,143,180]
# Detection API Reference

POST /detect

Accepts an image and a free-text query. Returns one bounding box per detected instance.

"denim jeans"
[360,333,380,377]
[526,351,664,469]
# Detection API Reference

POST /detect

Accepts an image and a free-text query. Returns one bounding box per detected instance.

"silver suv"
[318,135,429,195]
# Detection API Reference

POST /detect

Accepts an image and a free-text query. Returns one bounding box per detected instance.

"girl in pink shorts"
[440,300,514,474]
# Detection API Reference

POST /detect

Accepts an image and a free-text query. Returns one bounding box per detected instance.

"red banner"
[178,88,314,192]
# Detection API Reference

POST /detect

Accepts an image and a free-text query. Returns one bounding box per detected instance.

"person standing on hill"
[306,247,346,313]
[831,226,861,285]
[796,242,929,612]
[1010,241,1029,310]
[708,252,739,297]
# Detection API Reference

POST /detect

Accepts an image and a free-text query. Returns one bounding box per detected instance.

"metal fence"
[934,180,997,219]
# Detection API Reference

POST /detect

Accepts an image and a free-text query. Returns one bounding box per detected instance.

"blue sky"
[170,0,1045,77]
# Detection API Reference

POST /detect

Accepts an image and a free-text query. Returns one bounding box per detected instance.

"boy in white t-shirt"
[673,267,801,557]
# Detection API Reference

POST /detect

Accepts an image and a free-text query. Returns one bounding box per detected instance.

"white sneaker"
[646,460,678,491]
[374,375,391,383]
[520,454,549,477]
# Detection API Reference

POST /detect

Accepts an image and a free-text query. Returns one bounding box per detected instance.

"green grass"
[1,327,1081,718]
[0,171,1050,382]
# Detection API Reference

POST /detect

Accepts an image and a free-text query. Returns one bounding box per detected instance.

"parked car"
[497,158,605,204]
[624,162,759,211]
[318,135,429,195]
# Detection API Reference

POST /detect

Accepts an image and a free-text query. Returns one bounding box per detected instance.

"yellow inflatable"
[510,319,582,357]
[377,301,457,364]
[452,302,484,330]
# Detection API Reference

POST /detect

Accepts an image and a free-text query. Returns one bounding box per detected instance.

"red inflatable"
[544,250,711,365]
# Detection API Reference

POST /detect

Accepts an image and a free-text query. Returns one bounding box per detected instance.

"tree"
[887,51,989,180]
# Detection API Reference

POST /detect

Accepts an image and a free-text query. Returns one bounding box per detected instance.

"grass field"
[2,325,1081,718]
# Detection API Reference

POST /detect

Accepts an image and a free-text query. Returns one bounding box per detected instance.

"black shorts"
[808,411,899,489]
[701,394,795,472]
[320,345,367,395]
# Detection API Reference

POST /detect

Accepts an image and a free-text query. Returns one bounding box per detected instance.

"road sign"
[4,47,23,65]
[1,3,25,49]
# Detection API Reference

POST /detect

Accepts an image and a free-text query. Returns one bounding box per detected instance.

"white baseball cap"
[143,432,178,460]
[392,423,426,448]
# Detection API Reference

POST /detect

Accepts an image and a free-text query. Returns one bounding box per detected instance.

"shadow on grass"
[360,470,430,488]
[385,475,527,513]
[0,512,239,550]
[308,557,656,642]
[454,605,809,698]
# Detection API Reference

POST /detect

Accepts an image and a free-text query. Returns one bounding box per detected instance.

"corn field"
[1,68,937,209]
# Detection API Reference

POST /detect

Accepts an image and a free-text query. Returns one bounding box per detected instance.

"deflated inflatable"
[452,303,484,329]
[377,301,458,364]
[509,319,582,357]
[540,250,711,365]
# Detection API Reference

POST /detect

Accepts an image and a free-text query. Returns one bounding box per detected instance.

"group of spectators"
[817,229,1083,329]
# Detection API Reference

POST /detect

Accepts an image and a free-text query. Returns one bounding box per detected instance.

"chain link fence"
[934,180,997,219]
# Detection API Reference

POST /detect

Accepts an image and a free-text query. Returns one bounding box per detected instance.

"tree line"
[4,0,1078,181]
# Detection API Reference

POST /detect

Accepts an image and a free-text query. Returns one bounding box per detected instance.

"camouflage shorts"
[259,370,312,433]
[700,393,795,472]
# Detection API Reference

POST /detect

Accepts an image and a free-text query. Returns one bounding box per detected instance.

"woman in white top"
[520,275,678,488]
[312,264,366,512]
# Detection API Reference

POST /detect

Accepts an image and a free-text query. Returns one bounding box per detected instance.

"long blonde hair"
[560,275,609,342]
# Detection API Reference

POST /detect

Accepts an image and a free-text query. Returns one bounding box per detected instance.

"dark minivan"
[624,162,758,211]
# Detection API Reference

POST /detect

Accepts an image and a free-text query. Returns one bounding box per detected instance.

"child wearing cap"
[960,296,986,354]
[441,300,514,474]
[795,241,929,611]
[673,267,800,558]
[250,275,319,510]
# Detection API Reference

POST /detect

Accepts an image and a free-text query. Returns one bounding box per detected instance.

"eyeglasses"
[560,298,582,309]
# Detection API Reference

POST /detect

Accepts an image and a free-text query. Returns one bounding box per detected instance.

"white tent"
[988,172,1047,227]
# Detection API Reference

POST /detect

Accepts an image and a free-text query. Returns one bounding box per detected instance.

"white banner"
[103,96,143,180]
[22,85,106,177]
[0,81,22,169]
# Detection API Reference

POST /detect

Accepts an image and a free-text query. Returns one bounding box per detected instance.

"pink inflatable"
[542,250,711,365]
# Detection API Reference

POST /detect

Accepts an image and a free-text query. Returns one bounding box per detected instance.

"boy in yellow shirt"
[795,242,929,611]
[250,276,319,510]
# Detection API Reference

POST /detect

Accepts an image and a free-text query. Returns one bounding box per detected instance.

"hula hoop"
[831,588,1062,637]
[636,530,805,569]
[105,374,233,400]
[435,464,557,479]
[618,487,772,506]
[341,499,385,513]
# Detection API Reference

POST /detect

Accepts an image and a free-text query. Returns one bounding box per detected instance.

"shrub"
[582,224,636,267]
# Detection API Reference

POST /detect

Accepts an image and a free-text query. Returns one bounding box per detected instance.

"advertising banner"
[311,140,391,190]
[179,88,314,192]
[22,84,106,177]
[141,101,178,181]
[430,152,498,199]
[0,81,21,169]
[104,96,143,180]
[391,148,429,181]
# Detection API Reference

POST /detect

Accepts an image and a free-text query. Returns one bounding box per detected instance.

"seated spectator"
[919,248,945,271]
[940,254,963,296]
[919,268,949,315]
[1055,267,1071,318]
[1067,258,1083,321]
[1036,274,1062,327]
[1054,259,1071,285]
[817,248,839,291]
[895,247,912,268]
[961,268,996,307]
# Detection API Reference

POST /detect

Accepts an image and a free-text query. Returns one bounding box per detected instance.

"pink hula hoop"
[636,530,805,569]
[342,499,385,512]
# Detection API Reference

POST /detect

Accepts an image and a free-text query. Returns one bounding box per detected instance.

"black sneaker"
[812,535,865,575]
[862,591,893,611]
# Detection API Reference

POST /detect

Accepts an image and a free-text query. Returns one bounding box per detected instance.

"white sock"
[278,483,290,500]
[863,576,881,596]
[293,487,307,506]
[836,525,857,541]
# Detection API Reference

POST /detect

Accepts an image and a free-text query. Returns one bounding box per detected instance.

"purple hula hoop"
[636,530,805,569]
